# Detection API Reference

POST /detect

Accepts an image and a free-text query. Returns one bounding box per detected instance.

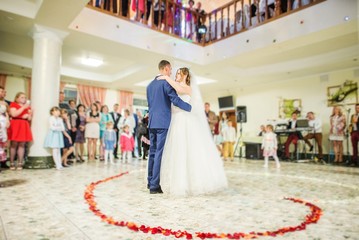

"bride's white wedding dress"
[160,92,228,196]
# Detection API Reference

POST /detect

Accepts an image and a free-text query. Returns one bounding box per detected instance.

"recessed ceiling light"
[344,16,350,21]
[81,58,103,67]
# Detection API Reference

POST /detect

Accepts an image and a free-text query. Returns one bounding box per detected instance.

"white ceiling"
[0,0,358,98]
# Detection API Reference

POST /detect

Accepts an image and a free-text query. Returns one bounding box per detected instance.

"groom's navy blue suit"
[146,76,192,192]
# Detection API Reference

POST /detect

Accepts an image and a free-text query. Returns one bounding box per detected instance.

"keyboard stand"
[295,139,311,163]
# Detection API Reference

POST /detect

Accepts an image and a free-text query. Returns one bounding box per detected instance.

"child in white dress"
[261,124,280,168]
[44,106,65,170]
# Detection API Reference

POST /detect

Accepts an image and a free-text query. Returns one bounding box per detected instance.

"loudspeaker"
[236,106,247,123]
[245,143,263,159]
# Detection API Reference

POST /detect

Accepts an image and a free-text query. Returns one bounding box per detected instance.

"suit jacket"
[287,120,303,139]
[110,112,121,130]
[146,76,192,129]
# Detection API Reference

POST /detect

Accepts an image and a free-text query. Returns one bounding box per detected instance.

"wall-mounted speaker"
[236,106,247,123]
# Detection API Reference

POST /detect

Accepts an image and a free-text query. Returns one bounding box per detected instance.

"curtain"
[25,77,31,99]
[118,90,133,112]
[0,74,7,89]
[77,84,107,108]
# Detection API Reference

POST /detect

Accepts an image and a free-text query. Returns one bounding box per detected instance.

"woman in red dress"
[9,92,33,170]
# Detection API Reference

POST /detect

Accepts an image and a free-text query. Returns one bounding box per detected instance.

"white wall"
[4,76,27,101]
[203,67,359,154]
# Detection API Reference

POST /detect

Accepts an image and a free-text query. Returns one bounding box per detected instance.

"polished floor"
[0,158,358,240]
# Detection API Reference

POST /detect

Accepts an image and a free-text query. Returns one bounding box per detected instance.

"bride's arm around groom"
[146,60,191,194]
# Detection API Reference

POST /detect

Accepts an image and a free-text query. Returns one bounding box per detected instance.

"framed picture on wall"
[278,99,302,119]
[327,80,358,106]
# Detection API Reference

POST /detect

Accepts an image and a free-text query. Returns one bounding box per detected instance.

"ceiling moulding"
[0,0,43,19]
[0,51,32,69]
[29,24,69,44]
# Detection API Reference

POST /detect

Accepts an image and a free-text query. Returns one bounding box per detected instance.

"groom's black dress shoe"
[150,187,163,194]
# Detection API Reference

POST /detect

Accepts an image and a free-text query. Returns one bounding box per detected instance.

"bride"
[158,67,227,196]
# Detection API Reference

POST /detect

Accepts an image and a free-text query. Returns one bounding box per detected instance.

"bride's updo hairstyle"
[180,67,191,86]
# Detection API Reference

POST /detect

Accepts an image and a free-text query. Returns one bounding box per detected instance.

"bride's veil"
[190,73,215,140]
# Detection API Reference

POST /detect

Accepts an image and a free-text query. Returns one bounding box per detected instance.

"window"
[64,87,78,104]
[133,98,148,107]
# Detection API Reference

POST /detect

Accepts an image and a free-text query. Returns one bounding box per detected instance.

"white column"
[27,25,68,168]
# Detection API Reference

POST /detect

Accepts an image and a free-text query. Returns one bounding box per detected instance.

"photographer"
[195,1,206,43]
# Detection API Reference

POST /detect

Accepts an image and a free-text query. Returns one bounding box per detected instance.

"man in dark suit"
[146,60,192,194]
[110,103,121,159]
[283,111,302,160]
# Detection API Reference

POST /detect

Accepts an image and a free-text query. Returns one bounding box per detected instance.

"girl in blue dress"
[44,106,65,170]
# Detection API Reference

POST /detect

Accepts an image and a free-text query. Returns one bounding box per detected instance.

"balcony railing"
[87,0,325,46]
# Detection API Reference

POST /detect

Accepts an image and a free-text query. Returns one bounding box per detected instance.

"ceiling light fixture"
[81,57,103,67]
[344,16,350,21]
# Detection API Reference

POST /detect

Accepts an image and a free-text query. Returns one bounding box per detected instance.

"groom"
[146,60,192,194]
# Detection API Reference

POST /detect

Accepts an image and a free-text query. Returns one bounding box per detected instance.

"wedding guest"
[173,0,182,36]
[85,103,100,161]
[261,124,280,168]
[75,104,86,162]
[165,2,174,33]
[195,1,206,42]
[283,112,301,160]
[44,107,64,170]
[135,109,144,157]
[130,106,138,158]
[110,103,121,159]
[95,101,103,159]
[258,124,266,136]
[0,86,9,110]
[104,0,118,13]
[329,106,346,164]
[350,103,359,166]
[59,91,70,110]
[61,109,74,167]
[185,0,195,39]
[99,105,113,160]
[204,102,218,133]
[68,99,77,161]
[120,125,135,163]
[222,120,236,161]
[118,109,136,135]
[144,0,153,24]
[9,92,33,170]
[213,115,223,156]
[292,0,310,9]
[140,112,150,160]
[303,111,324,161]
[102,121,117,165]
[0,104,9,172]
[132,0,145,21]
[219,112,228,153]
[219,112,228,135]
[153,0,165,28]
[121,0,129,17]
[259,0,275,19]
[3,89,11,106]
